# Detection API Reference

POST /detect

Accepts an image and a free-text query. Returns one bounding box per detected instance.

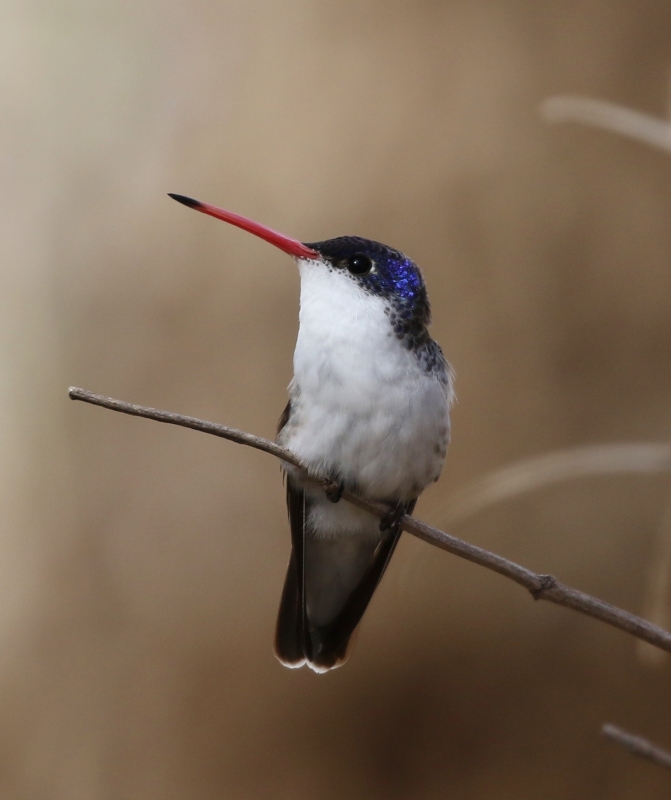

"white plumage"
[280,256,452,519]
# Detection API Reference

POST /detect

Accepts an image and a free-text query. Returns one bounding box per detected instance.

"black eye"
[346,254,373,275]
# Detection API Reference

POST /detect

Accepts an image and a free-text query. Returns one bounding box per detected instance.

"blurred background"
[2,0,671,797]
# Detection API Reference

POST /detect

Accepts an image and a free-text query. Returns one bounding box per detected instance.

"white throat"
[292,257,392,385]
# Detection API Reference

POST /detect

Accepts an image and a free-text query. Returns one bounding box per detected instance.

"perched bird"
[169,193,453,672]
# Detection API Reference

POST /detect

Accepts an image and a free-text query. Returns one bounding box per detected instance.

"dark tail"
[274,525,403,673]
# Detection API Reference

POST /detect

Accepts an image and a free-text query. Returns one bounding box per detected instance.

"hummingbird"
[169,193,453,672]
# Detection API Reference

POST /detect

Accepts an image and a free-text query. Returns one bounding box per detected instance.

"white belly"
[278,261,451,505]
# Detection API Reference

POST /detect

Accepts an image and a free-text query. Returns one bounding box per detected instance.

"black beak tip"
[168,193,202,210]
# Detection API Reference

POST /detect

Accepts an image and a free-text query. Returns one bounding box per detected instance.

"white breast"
[279,258,451,502]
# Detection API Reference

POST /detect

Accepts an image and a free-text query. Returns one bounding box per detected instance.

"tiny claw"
[379,502,408,532]
[325,480,344,504]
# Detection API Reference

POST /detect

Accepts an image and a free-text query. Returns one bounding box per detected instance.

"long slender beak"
[168,193,319,260]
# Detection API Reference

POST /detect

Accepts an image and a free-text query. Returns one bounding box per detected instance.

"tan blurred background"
[2,0,671,797]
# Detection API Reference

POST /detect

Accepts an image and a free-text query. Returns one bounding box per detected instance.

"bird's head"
[168,194,431,347]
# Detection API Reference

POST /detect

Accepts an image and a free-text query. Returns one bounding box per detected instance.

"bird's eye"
[346,254,373,275]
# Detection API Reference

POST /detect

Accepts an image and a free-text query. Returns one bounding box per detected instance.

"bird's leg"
[379,501,409,532]
[325,479,345,504]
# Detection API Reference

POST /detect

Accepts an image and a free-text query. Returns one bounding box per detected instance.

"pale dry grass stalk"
[433,444,671,528]
[541,96,671,153]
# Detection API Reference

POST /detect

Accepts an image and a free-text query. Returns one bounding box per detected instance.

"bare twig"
[68,386,671,655]
[602,724,671,772]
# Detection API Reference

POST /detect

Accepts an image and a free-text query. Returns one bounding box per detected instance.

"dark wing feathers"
[274,479,309,667]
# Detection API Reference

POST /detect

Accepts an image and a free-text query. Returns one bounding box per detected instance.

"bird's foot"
[379,501,409,532]
[325,479,344,504]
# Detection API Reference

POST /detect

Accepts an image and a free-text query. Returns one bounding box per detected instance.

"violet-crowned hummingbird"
[169,193,453,672]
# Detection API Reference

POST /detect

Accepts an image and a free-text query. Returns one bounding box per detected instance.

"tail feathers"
[273,552,359,672]
[274,527,402,673]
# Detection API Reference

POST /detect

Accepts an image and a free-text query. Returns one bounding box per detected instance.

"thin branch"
[602,724,671,772]
[69,386,671,656]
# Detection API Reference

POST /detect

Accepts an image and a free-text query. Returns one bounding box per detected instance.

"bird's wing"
[274,475,310,668]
